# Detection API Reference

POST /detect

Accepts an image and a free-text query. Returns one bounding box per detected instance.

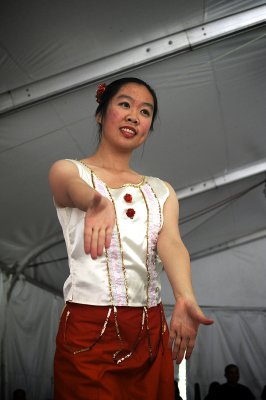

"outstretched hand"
[84,192,115,259]
[168,297,214,364]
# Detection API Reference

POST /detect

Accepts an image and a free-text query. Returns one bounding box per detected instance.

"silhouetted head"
[13,389,26,400]
[208,381,220,394]
[225,364,239,385]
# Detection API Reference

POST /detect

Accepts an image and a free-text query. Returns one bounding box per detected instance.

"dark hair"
[225,364,238,374]
[208,382,220,394]
[13,389,26,400]
[95,77,158,141]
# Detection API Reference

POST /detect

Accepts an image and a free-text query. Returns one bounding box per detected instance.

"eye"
[118,101,130,108]
[141,108,151,117]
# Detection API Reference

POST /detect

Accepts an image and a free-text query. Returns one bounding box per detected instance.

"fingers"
[200,316,214,326]
[90,227,101,259]
[190,306,214,326]
[171,333,182,361]
[105,227,113,249]
[168,328,196,364]
[84,226,93,255]
[96,228,106,257]
[84,226,103,259]
[84,224,113,259]
[168,330,177,353]
[84,194,115,258]
[185,336,195,360]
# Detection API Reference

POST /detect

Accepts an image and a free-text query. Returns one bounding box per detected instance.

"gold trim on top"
[105,185,129,306]
[147,183,162,229]
[79,160,146,189]
[139,186,151,308]
[91,171,115,306]
[89,159,129,306]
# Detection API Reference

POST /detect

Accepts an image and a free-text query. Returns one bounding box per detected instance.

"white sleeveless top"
[56,159,169,308]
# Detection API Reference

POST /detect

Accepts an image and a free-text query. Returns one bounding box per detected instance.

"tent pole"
[22,276,63,298]
[7,234,64,300]
[190,228,266,261]
[0,5,265,115]
[176,159,266,199]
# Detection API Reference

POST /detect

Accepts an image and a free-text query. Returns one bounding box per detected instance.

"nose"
[126,113,139,124]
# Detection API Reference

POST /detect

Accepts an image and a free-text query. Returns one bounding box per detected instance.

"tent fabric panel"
[161,236,266,307]
[4,280,64,400]
[25,241,69,295]
[0,0,204,93]
[190,236,266,308]
[205,0,266,21]
[0,119,88,265]
[1,1,265,94]
[0,272,8,385]
[186,308,266,400]
[2,7,266,115]
[130,26,266,185]
[0,45,30,94]
[181,177,266,256]
[206,28,266,170]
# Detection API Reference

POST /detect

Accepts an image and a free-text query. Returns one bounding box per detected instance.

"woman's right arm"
[48,160,115,259]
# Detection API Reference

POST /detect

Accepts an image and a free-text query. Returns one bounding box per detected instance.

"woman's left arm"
[157,182,213,364]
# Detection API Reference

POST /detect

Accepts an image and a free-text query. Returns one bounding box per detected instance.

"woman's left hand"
[168,297,214,364]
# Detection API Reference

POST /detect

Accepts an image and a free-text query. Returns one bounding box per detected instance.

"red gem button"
[124,193,132,203]
[126,208,135,219]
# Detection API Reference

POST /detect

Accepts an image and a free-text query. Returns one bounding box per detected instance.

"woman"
[49,77,213,399]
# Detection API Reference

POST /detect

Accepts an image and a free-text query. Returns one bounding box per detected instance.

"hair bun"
[96,83,107,104]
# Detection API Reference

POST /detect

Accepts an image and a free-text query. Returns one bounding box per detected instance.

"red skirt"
[54,302,174,400]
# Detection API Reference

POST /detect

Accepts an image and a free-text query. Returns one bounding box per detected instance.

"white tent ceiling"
[1,0,264,93]
[1,1,266,399]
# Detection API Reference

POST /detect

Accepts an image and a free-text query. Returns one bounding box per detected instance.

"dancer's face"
[97,83,154,150]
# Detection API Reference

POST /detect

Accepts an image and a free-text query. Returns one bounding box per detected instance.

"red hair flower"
[124,193,132,203]
[126,208,135,219]
[96,83,106,104]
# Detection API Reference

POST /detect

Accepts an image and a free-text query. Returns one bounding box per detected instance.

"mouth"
[120,126,137,138]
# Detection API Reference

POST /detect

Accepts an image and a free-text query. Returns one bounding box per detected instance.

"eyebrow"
[117,94,154,110]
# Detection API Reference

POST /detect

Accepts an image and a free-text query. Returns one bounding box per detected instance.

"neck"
[89,141,133,171]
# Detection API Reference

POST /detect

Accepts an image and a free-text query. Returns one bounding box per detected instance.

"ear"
[96,113,102,124]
